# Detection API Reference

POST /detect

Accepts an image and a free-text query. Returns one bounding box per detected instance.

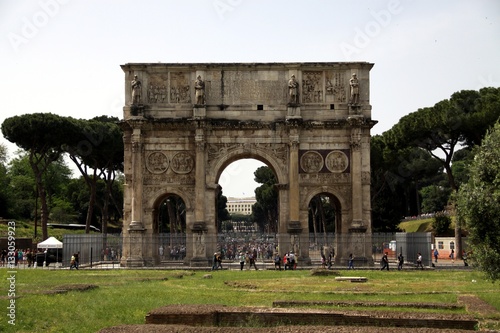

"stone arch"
[206,146,288,235]
[149,189,193,234]
[207,147,287,187]
[120,61,376,267]
[302,186,350,232]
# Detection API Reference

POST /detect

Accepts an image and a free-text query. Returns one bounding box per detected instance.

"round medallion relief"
[300,151,324,173]
[171,152,194,174]
[325,150,349,173]
[146,152,169,174]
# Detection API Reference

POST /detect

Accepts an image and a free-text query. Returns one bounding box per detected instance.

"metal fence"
[49,232,433,268]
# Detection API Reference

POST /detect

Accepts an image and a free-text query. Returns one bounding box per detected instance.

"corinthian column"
[130,126,145,230]
[348,116,364,229]
[288,126,300,230]
[194,128,206,225]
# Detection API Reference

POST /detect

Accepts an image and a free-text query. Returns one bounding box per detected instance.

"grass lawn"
[1,268,499,332]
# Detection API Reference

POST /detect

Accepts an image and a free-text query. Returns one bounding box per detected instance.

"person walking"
[397,253,404,271]
[380,252,389,271]
[274,253,282,271]
[433,248,439,263]
[248,252,258,270]
[327,251,333,270]
[348,253,354,270]
[239,252,245,271]
[211,253,218,271]
[449,249,455,263]
[70,254,76,270]
[74,251,80,270]
[288,252,296,270]
[416,252,424,270]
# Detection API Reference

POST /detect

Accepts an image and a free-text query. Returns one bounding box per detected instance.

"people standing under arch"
[274,253,282,271]
[248,251,258,270]
[239,252,246,271]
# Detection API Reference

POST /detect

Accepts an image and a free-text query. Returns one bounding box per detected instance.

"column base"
[190,258,210,267]
[122,257,145,267]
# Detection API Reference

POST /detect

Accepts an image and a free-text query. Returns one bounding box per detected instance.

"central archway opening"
[215,158,279,260]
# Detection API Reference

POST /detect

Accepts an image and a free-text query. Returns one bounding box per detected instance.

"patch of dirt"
[42,284,98,295]
[459,295,500,317]
[273,300,463,310]
[309,269,341,276]
[98,301,500,333]
[224,281,258,289]
[98,324,493,333]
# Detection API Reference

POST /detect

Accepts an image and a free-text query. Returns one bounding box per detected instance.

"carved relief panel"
[170,72,191,103]
[300,151,324,173]
[325,72,346,103]
[143,150,195,185]
[171,152,194,174]
[146,152,169,174]
[147,74,168,104]
[299,150,350,174]
[325,151,349,173]
[302,71,323,103]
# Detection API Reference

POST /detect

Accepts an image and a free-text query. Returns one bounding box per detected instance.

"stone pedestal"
[286,105,301,119]
[337,229,373,267]
[189,223,210,267]
[193,106,206,118]
[123,225,146,267]
[348,104,361,115]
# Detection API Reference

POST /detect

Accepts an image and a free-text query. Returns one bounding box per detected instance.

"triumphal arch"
[120,62,377,267]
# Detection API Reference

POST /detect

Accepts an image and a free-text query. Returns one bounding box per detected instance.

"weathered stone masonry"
[120,62,377,267]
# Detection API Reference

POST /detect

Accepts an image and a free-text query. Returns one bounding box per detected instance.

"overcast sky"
[1,0,499,197]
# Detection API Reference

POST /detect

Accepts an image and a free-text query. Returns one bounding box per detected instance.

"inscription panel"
[204,70,287,105]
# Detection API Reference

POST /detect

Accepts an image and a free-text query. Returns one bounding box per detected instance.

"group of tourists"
[0,248,46,267]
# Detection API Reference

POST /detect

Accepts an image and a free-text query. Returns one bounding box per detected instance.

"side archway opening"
[153,194,187,261]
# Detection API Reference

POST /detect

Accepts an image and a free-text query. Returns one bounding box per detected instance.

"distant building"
[226,197,256,215]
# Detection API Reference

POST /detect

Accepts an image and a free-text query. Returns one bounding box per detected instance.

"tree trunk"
[30,156,49,240]
[38,181,49,241]
[85,169,98,234]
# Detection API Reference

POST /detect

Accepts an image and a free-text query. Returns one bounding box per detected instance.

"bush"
[432,212,451,236]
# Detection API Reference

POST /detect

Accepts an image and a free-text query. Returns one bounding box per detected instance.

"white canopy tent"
[37,237,63,249]
[37,237,63,267]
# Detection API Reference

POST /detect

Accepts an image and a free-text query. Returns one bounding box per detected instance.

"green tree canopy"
[457,121,500,281]
[371,133,447,231]
[64,117,124,234]
[1,113,80,239]
[384,87,500,255]
[252,166,278,233]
